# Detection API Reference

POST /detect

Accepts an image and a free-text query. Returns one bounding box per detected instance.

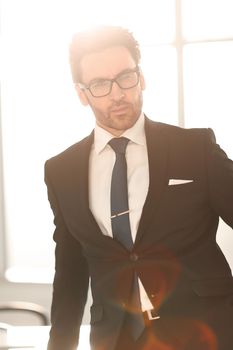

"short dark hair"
[69,26,141,83]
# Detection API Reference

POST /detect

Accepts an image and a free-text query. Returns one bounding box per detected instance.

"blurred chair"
[0,301,49,326]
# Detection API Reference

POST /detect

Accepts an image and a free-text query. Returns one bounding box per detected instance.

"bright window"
[184,42,233,156]
[182,0,233,40]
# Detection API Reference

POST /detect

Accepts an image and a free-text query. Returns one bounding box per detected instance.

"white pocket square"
[168,179,194,186]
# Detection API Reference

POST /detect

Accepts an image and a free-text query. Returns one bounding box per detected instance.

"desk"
[0,325,90,350]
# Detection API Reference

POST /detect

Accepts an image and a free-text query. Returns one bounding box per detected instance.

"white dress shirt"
[89,113,153,311]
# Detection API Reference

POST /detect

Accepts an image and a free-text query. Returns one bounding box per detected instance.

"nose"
[109,81,125,101]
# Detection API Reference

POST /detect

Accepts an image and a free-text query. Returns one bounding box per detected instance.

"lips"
[111,104,129,114]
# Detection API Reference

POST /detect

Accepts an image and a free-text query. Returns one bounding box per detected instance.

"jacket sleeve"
[45,160,89,350]
[206,128,233,228]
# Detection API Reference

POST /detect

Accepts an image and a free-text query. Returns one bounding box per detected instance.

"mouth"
[110,104,129,115]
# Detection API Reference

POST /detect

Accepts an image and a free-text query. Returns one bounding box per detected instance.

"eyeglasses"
[77,66,140,98]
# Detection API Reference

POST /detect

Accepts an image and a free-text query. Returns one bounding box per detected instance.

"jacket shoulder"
[146,118,216,144]
[148,118,213,135]
[45,133,93,166]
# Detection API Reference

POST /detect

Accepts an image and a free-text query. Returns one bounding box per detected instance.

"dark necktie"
[109,137,145,340]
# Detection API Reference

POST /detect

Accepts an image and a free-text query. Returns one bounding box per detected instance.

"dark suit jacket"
[45,117,233,350]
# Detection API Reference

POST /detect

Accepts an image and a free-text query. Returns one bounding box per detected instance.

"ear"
[139,69,146,91]
[75,85,89,106]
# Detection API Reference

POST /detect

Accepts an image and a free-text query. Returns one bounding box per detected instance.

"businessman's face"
[76,46,145,136]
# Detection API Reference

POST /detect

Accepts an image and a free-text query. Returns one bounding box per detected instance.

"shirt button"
[130,253,139,261]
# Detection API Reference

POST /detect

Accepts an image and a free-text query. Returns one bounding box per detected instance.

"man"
[45,26,233,350]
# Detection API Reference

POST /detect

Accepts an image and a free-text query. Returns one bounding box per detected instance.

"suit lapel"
[135,118,169,244]
[66,132,104,236]
[69,131,125,248]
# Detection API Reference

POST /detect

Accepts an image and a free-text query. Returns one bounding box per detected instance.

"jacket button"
[151,294,157,298]
[130,253,139,261]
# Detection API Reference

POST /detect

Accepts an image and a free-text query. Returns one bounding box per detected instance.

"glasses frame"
[77,66,140,98]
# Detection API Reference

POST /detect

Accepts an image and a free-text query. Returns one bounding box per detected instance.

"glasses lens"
[116,71,139,89]
[89,80,112,97]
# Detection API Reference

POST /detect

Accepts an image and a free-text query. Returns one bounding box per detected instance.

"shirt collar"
[93,112,146,155]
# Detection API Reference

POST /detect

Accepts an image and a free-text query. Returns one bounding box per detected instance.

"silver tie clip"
[111,210,130,219]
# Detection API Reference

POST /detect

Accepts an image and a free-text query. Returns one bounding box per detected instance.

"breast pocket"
[161,180,206,221]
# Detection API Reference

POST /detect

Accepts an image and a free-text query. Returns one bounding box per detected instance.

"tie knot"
[109,137,129,154]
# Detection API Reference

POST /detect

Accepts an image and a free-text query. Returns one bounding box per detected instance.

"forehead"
[80,46,136,82]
